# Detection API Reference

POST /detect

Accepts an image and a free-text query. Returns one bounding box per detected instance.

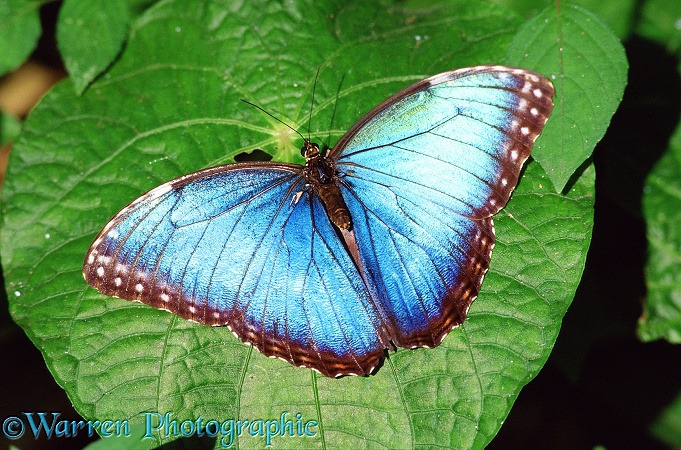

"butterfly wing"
[332,65,555,348]
[83,163,389,377]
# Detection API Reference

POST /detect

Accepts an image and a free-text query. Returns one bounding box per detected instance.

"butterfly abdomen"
[315,182,352,230]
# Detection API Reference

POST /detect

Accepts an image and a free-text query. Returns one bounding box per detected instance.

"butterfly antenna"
[308,67,321,143]
[326,73,346,150]
[240,99,307,143]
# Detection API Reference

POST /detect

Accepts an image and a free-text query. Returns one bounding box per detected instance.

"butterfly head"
[301,140,322,160]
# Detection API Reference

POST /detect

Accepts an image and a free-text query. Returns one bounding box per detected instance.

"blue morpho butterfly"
[83,65,554,378]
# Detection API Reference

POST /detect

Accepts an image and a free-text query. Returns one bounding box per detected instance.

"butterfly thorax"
[301,141,352,230]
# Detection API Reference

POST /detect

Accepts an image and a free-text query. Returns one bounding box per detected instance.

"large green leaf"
[572,0,636,38]
[0,1,609,448]
[497,0,636,39]
[508,3,627,192]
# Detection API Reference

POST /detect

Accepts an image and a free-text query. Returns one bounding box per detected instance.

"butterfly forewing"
[83,163,388,377]
[334,66,554,348]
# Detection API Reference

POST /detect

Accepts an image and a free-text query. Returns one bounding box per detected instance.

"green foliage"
[493,0,636,38]
[650,390,681,447]
[633,1,681,447]
[0,0,42,76]
[637,0,681,54]
[508,3,627,192]
[0,111,22,146]
[641,121,681,343]
[56,0,131,95]
[571,0,636,38]
[0,0,631,448]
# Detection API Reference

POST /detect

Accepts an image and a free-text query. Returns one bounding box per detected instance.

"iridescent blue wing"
[331,66,554,348]
[83,163,389,377]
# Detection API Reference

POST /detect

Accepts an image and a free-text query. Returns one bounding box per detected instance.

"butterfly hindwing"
[340,181,495,348]
[83,163,388,377]
[333,66,554,347]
